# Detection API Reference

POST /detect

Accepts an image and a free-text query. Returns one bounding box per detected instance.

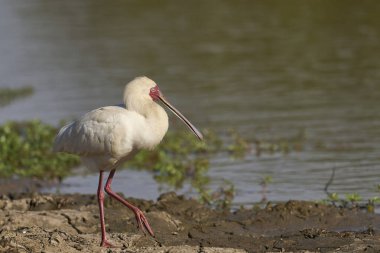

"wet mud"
[0,192,379,253]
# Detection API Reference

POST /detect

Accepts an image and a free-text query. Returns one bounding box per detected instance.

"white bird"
[53,76,203,247]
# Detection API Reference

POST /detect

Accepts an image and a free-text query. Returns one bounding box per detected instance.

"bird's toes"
[133,210,154,237]
[100,240,115,248]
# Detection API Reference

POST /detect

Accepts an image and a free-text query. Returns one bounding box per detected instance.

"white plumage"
[53,76,203,247]
[53,77,170,170]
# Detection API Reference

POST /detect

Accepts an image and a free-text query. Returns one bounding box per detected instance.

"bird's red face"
[149,85,161,101]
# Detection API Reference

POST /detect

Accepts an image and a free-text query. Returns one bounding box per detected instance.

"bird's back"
[53,106,137,159]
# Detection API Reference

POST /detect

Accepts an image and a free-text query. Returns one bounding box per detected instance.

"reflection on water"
[1,1,380,205]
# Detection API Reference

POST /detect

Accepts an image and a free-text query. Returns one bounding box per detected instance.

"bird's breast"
[131,104,169,151]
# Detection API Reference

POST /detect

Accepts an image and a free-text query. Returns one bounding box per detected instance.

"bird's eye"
[149,86,159,101]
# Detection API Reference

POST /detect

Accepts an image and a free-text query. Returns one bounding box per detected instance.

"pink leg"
[97,170,114,247]
[104,169,155,237]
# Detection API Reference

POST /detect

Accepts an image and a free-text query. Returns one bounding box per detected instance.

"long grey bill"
[159,96,204,141]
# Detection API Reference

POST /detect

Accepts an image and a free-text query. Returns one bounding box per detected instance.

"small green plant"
[0,86,34,107]
[345,193,362,207]
[198,181,235,210]
[260,175,273,186]
[253,130,306,156]
[227,129,250,158]
[328,192,340,202]
[367,197,380,213]
[260,175,273,202]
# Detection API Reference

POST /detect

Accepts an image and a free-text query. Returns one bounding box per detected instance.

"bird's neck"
[130,101,169,150]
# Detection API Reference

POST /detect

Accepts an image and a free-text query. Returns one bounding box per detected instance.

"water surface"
[1,1,380,205]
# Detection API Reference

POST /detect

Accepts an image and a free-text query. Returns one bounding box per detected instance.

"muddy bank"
[0,192,379,253]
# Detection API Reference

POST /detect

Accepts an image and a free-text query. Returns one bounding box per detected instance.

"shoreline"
[0,192,379,252]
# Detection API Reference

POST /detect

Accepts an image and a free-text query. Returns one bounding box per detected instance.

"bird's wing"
[53,106,135,157]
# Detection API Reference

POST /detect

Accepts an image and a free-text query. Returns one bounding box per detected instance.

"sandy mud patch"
[0,192,379,252]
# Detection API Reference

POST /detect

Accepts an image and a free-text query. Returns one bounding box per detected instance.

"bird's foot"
[100,239,115,248]
[133,208,155,237]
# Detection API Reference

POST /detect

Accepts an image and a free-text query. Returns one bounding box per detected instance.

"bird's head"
[124,76,157,102]
[124,76,203,141]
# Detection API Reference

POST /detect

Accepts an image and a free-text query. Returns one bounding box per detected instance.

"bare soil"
[0,192,379,253]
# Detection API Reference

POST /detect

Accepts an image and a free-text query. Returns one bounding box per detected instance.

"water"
[1,1,380,206]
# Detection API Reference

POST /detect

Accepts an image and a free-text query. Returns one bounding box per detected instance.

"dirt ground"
[0,192,379,253]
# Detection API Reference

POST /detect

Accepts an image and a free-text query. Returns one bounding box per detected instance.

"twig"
[324,167,336,198]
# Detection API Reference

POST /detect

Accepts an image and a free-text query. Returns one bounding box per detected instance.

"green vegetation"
[227,129,250,158]
[0,120,239,207]
[125,128,226,207]
[367,197,380,213]
[198,181,235,209]
[127,128,303,208]
[324,192,363,208]
[0,120,324,209]
[0,119,377,211]
[0,86,34,107]
[321,191,380,213]
[259,175,273,203]
[1,119,377,211]
[0,120,80,179]
[227,128,306,158]
[345,193,362,206]
[322,168,379,213]
[260,175,273,186]
[126,129,219,187]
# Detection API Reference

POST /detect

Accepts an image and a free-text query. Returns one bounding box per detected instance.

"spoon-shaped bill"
[158,95,203,141]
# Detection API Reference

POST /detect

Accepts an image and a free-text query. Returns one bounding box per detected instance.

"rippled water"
[1,1,380,205]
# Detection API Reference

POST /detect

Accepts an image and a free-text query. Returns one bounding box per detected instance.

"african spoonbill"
[53,76,203,247]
